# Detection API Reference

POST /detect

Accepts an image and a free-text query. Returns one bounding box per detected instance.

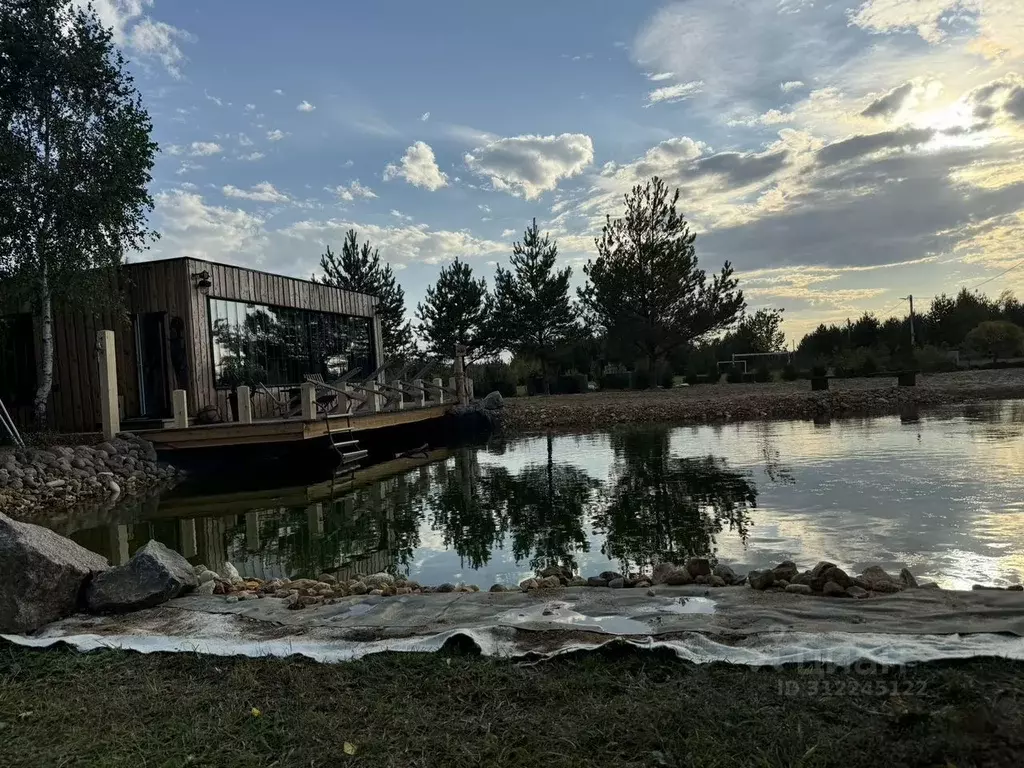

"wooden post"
[454,344,468,406]
[393,379,404,410]
[413,379,426,408]
[172,389,189,429]
[433,377,444,404]
[467,377,475,401]
[300,382,316,420]
[245,511,260,552]
[97,330,120,439]
[306,502,323,537]
[179,518,198,559]
[235,385,253,424]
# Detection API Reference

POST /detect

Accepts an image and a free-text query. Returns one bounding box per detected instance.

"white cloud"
[727,109,796,128]
[78,1,193,78]
[464,133,594,199]
[266,129,286,141]
[420,111,431,121]
[781,80,806,92]
[244,104,256,112]
[646,81,704,106]
[282,219,506,266]
[175,161,202,175]
[297,100,316,112]
[647,72,675,81]
[204,91,223,107]
[273,89,284,95]
[222,182,291,203]
[329,181,378,201]
[166,144,184,156]
[189,141,222,156]
[237,133,254,147]
[383,141,449,191]
[501,228,517,238]
[342,159,354,168]
[239,152,265,162]
[150,190,267,264]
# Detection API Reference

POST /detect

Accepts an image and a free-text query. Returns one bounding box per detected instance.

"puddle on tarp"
[496,597,716,635]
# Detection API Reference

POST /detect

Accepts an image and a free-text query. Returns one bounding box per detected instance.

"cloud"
[273,89,284,95]
[780,80,805,92]
[222,182,291,203]
[967,73,1024,122]
[78,1,194,78]
[816,127,936,166]
[297,100,316,112]
[383,141,449,191]
[727,109,795,128]
[239,152,265,162]
[691,149,791,184]
[647,72,675,81]
[189,141,222,156]
[266,129,286,141]
[501,228,517,238]
[244,104,256,112]
[861,81,916,118]
[204,91,223,107]
[646,81,704,106]
[420,111,431,121]
[330,181,378,201]
[237,133,254,147]
[464,133,594,199]
[281,219,506,266]
[175,161,202,176]
[150,191,267,263]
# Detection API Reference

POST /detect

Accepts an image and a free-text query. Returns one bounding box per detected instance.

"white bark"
[32,261,54,427]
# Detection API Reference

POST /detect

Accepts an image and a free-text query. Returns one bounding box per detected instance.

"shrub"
[753,365,771,383]
[858,354,879,377]
[811,364,828,378]
[599,372,632,390]
[526,376,552,396]
[632,368,653,390]
[473,364,518,398]
[781,363,799,381]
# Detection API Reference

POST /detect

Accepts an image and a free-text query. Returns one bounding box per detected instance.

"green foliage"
[491,219,576,370]
[579,176,745,369]
[416,259,492,361]
[912,345,958,373]
[728,308,786,354]
[319,230,412,355]
[0,0,158,424]
[471,362,518,398]
[599,372,632,390]
[753,365,771,383]
[964,320,1024,362]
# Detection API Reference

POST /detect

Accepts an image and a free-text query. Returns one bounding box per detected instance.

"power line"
[967,258,1024,293]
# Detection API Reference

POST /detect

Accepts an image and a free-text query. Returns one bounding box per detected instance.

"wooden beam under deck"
[134,405,450,451]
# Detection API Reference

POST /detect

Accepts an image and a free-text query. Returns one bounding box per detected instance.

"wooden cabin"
[0,257,383,433]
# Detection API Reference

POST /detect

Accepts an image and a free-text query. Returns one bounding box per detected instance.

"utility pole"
[902,295,916,347]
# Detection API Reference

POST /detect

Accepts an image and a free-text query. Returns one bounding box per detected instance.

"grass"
[2,641,1024,767]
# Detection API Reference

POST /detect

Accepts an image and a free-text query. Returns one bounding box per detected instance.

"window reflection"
[209,299,371,388]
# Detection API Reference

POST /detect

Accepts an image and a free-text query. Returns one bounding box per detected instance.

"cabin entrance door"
[134,312,170,418]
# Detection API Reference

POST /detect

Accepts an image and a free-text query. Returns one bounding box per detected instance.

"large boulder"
[482,391,504,411]
[87,540,198,613]
[0,512,109,633]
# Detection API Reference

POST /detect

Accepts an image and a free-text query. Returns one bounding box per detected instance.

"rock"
[775,579,789,588]
[489,584,506,592]
[918,581,940,589]
[395,587,412,595]
[198,570,218,584]
[694,575,708,585]
[220,562,243,584]
[846,585,868,599]
[899,568,919,589]
[646,588,657,597]
[685,558,712,578]
[599,570,622,582]
[608,577,625,589]
[197,580,216,596]
[1008,584,1023,592]
[518,579,538,592]
[785,583,812,595]
[224,595,239,604]
[538,565,571,581]
[822,581,847,597]
[192,563,208,576]
[45,479,66,489]
[634,580,652,589]
[664,568,694,586]
[713,563,737,585]
[87,540,198,613]
[539,575,561,589]
[349,581,368,595]
[747,569,775,590]
[368,589,384,597]
[0,512,109,633]
[587,576,608,587]
[772,561,799,582]
[482,391,504,410]
[823,566,853,589]
[791,570,814,587]
[707,575,726,587]
[568,577,587,587]
[858,566,902,593]
[365,572,395,588]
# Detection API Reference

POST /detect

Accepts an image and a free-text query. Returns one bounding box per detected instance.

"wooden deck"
[134,405,450,451]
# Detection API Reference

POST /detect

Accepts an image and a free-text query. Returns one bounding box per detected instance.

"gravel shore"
[501,369,1024,433]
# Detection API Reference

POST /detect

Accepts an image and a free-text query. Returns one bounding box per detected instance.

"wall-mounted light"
[192,270,212,290]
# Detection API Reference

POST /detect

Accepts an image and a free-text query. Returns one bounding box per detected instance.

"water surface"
[48,401,1024,590]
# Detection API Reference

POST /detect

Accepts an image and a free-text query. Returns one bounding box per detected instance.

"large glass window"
[0,313,36,405]
[209,299,372,388]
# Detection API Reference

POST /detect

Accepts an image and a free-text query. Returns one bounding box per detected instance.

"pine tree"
[579,176,745,370]
[416,259,492,361]
[492,219,576,375]
[319,229,412,355]
[0,0,158,426]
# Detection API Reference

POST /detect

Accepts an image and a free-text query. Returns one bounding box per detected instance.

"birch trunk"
[32,261,54,428]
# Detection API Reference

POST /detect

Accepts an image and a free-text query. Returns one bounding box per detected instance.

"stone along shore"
[0,433,178,515]
[500,369,1024,433]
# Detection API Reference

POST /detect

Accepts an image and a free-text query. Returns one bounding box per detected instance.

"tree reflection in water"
[593,427,757,572]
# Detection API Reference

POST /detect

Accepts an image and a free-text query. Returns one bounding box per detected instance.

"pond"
[45,400,1024,590]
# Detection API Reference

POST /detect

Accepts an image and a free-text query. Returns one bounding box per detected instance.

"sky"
[89,0,1024,341]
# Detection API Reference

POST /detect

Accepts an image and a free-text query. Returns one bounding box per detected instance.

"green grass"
[2,641,1023,767]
